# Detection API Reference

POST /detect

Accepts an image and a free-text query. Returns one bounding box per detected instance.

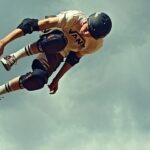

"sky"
[0,0,150,150]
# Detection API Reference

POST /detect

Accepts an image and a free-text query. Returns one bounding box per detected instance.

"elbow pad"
[17,18,39,35]
[65,51,81,66]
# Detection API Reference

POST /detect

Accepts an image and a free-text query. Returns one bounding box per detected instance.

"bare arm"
[48,62,72,94]
[55,62,72,80]
[1,29,24,47]
[53,51,83,82]
[38,17,59,31]
[51,51,83,82]
[0,16,59,56]
[48,52,82,94]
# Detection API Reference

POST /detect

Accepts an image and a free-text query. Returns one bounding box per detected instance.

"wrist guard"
[17,18,39,35]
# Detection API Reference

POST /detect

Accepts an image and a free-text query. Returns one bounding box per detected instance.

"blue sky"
[0,0,150,150]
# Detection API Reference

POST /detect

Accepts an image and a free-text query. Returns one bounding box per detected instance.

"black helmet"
[88,12,112,39]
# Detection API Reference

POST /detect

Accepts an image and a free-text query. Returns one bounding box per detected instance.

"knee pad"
[19,69,48,91]
[37,29,67,53]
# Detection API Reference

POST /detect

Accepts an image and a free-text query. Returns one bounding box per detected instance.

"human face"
[79,22,91,37]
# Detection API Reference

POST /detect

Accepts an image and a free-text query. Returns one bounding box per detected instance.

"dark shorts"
[37,29,67,54]
[32,28,66,77]
[32,53,63,77]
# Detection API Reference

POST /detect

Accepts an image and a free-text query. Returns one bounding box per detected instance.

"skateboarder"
[0,10,112,96]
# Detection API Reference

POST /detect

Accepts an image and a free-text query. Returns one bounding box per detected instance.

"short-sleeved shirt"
[36,10,104,75]
[55,10,103,57]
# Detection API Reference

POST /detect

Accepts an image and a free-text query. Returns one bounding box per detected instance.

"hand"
[48,78,59,94]
[0,40,5,56]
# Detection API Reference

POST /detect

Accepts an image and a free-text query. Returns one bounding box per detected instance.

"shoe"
[1,55,17,71]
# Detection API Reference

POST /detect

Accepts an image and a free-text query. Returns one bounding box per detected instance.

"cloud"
[0,0,150,150]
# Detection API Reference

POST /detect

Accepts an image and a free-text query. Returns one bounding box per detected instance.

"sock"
[10,44,38,61]
[0,82,12,95]
[0,80,22,96]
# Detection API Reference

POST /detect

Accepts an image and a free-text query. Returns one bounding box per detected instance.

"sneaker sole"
[0,58,10,71]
